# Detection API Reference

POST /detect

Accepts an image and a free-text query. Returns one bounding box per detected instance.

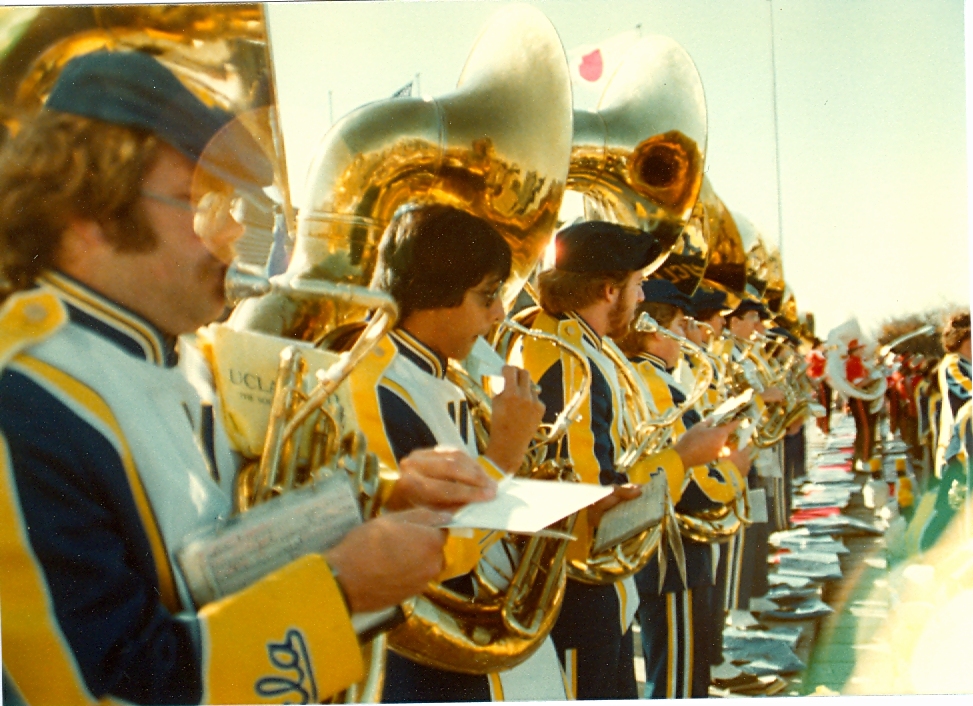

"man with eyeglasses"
[0,52,481,705]
[352,202,567,703]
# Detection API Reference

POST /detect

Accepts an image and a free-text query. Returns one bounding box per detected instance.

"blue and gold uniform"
[936,352,972,475]
[521,309,686,700]
[347,327,567,703]
[0,273,362,705]
[630,351,744,698]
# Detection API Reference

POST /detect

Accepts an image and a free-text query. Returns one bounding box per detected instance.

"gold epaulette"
[0,289,68,370]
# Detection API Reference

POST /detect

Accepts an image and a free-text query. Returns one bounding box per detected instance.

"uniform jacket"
[519,310,685,630]
[0,273,361,705]
[345,327,566,702]
[937,352,972,473]
[630,353,745,593]
[347,327,505,580]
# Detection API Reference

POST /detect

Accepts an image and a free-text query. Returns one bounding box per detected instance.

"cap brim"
[195,111,275,200]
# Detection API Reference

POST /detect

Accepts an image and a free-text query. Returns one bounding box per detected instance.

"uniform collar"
[390,328,448,379]
[566,312,603,352]
[632,351,670,372]
[39,270,178,368]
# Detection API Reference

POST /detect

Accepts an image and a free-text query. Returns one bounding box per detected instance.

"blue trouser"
[382,651,491,703]
[550,579,638,700]
[638,586,714,698]
[382,574,492,703]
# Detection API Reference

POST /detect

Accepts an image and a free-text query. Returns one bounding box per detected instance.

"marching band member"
[807,338,832,434]
[913,357,937,486]
[0,52,472,705]
[720,300,782,621]
[936,313,972,477]
[520,221,738,700]
[768,325,806,521]
[918,358,945,488]
[616,279,751,699]
[688,286,734,415]
[899,355,923,463]
[845,338,879,470]
[353,203,566,703]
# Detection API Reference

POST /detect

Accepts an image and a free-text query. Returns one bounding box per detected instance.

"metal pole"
[769,0,785,260]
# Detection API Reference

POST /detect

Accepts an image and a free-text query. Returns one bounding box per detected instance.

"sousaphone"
[226,4,577,675]
[563,34,708,583]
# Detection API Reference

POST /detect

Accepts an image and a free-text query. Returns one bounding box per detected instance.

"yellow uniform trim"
[200,554,362,704]
[347,335,493,580]
[347,337,399,470]
[477,455,506,482]
[0,435,103,705]
[381,378,417,408]
[629,360,689,498]
[684,588,694,695]
[615,577,629,635]
[487,672,505,701]
[0,289,69,369]
[946,353,973,393]
[688,460,739,504]
[665,592,677,697]
[41,272,165,364]
[628,447,685,502]
[564,648,578,701]
[521,313,602,562]
[12,354,179,612]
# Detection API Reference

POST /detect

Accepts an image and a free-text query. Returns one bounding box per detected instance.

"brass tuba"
[569,35,707,264]
[226,4,578,675]
[561,34,709,583]
[0,4,290,269]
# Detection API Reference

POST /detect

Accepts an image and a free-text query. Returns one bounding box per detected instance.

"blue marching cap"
[729,298,772,320]
[641,278,692,313]
[767,326,801,346]
[45,51,273,195]
[690,286,730,315]
[555,221,661,274]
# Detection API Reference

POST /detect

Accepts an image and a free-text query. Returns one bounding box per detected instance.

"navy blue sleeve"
[589,363,625,486]
[0,369,202,705]
[538,358,623,485]
[377,386,439,463]
[537,361,567,461]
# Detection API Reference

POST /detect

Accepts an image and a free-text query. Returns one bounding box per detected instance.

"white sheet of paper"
[706,389,754,426]
[445,477,613,534]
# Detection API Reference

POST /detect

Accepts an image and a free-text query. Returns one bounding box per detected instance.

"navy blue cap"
[767,326,800,346]
[45,51,273,195]
[690,286,730,315]
[555,221,661,273]
[642,278,692,312]
[729,298,772,320]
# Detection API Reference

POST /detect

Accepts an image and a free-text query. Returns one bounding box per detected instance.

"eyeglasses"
[141,189,244,241]
[473,281,505,308]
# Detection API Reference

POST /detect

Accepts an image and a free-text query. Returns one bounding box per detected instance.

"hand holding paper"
[443,475,613,536]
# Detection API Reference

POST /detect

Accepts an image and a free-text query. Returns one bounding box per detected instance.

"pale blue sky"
[267,0,969,338]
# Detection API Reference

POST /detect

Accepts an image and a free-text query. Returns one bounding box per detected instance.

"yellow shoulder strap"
[0,289,68,370]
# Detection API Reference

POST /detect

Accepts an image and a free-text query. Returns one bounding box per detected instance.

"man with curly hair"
[0,51,483,705]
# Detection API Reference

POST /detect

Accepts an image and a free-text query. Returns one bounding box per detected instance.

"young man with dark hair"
[355,202,564,702]
[521,221,739,700]
[0,52,481,705]
[616,278,751,698]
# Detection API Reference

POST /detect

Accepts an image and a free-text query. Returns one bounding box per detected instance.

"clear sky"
[266,0,969,339]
